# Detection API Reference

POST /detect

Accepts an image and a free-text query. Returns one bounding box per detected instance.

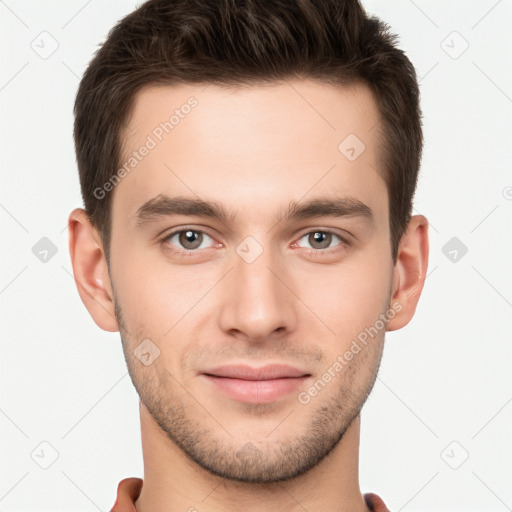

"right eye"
[161,228,218,254]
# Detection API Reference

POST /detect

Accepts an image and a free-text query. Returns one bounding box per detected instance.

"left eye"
[163,229,215,251]
[295,231,345,251]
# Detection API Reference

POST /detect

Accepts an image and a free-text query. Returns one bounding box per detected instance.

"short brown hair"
[74,0,422,264]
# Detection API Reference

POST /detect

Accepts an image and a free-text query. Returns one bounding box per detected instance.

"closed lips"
[203,364,311,380]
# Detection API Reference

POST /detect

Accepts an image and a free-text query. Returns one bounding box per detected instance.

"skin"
[68,80,429,512]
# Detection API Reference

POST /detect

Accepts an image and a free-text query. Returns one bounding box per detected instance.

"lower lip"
[203,375,310,404]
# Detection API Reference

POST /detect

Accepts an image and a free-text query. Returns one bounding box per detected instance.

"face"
[109,80,396,483]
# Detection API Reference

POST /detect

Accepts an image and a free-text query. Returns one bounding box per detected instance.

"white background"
[1,1,511,510]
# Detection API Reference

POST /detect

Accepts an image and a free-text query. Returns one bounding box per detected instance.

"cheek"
[299,251,392,344]
[111,248,213,376]
[111,241,191,328]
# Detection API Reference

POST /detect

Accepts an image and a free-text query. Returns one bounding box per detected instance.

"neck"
[135,401,368,512]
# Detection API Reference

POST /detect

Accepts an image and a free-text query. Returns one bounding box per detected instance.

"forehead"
[113,79,386,228]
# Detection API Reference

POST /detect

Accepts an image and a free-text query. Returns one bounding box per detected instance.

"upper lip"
[203,364,310,380]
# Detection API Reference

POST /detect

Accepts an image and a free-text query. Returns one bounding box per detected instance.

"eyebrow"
[134,194,374,227]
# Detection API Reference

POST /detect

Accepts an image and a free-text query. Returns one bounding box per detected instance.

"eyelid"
[294,226,352,242]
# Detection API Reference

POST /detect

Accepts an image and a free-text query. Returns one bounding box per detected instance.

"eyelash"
[160,227,350,257]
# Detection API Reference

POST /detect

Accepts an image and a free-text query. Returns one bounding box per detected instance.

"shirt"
[110,477,391,511]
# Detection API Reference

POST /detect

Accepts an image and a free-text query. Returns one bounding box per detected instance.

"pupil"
[311,231,330,249]
[181,230,201,249]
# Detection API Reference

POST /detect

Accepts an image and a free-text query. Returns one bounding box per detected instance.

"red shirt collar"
[110,477,391,512]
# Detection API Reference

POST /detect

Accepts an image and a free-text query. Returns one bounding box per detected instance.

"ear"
[387,214,429,331]
[67,208,119,332]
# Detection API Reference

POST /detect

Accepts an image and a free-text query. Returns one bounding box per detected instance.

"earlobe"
[67,208,119,332]
[386,215,429,332]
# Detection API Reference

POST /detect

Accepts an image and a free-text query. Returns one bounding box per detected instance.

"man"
[68,0,428,510]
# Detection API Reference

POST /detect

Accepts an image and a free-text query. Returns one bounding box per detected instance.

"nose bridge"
[218,236,297,341]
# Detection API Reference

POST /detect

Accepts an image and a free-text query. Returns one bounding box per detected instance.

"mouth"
[201,364,312,404]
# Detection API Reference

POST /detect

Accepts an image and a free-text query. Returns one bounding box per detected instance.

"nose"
[218,241,298,343]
